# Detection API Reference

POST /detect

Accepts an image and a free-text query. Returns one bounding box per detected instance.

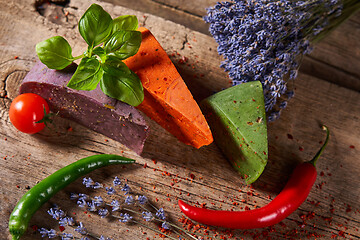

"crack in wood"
[1,69,28,98]
[180,33,188,50]
[150,0,204,19]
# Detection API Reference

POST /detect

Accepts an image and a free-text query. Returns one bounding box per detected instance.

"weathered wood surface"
[0,0,359,239]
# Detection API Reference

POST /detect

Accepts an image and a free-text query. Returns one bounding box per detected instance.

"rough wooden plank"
[0,0,359,239]
[103,0,217,35]
[105,0,360,92]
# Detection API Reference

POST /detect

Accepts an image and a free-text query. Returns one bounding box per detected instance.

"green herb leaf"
[78,4,113,47]
[100,61,144,106]
[112,15,139,31]
[67,57,103,91]
[92,46,107,62]
[104,30,142,60]
[36,36,74,70]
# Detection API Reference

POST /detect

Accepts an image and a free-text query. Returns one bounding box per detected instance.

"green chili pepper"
[9,154,135,240]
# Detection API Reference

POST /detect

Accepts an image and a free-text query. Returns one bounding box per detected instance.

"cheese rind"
[19,61,149,155]
[124,27,213,148]
[201,81,268,184]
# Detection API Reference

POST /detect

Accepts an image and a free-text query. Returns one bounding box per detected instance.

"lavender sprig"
[204,0,360,121]
[43,205,112,240]
[69,176,204,240]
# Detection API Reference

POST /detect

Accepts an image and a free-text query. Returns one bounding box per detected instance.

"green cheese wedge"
[201,81,268,184]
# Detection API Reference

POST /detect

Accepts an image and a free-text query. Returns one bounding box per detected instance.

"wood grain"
[1,0,359,239]
[105,0,360,92]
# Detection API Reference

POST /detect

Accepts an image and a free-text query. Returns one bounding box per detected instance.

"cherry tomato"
[9,93,50,134]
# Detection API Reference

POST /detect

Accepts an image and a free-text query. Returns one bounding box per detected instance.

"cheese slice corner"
[124,27,213,148]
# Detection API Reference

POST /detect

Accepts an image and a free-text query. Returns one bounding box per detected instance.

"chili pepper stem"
[309,125,330,167]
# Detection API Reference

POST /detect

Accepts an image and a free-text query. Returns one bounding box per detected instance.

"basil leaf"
[36,36,74,70]
[67,57,103,91]
[104,30,142,60]
[104,56,132,74]
[100,63,144,106]
[78,4,113,47]
[93,47,106,57]
[112,15,138,31]
[92,46,107,62]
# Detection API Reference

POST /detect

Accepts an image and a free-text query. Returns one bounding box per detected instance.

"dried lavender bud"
[142,211,154,221]
[70,193,79,200]
[137,195,148,205]
[99,235,112,240]
[113,176,121,186]
[47,207,65,220]
[61,232,73,240]
[87,201,97,212]
[106,186,116,195]
[75,222,87,235]
[125,195,134,205]
[77,198,87,208]
[78,193,89,201]
[161,221,170,230]
[110,199,121,211]
[98,208,109,218]
[155,208,166,220]
[59,216,75,226]
[93,196,104,207]
[121,184,131,194]
[119,213,133,223]
[83,177,102,189]
[38,228,57,238]
[83,177,94,188]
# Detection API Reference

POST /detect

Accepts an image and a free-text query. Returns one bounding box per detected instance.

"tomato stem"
[35,105,54,127]
[309,125,330,167]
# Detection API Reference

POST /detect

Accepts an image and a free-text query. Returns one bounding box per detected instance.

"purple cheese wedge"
[19,61,149,155]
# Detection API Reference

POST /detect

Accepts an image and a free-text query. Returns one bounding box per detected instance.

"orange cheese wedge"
[124,27,213,148]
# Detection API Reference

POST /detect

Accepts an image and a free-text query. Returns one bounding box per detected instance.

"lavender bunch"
[204,0,360,121]
[71,177,204,240]
[39,204,111,240]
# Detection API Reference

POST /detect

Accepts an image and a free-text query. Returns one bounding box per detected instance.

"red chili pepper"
[178,125,330,229]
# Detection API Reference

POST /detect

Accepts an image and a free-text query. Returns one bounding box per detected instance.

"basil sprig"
[36,4,144,106]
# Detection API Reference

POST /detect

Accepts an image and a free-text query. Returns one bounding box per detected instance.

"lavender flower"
[59,216,75,226]
[119,212,133,223]
[38,228,57,238]
[87,201,97,212]
[78,193,89,201]
[156,208,166,220]
[47,207,65,220]
[98,208,109,218]
[77,198,87,208]
[83,177,102,189]
[70,193,79,200]
[137,195,148,204]
[125,195,134,205]
[106,186,116,195]
[82,177,94,188]
[204,0,359,120]
[110,199,121,211]
[161,221,170,230]
[113,176,121,186]
[61,233,73,240]
[99,236,112,240]
[93,196,104,206]
[121,184,131,194]
[142,211,154,221]
[75,221,87,235]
